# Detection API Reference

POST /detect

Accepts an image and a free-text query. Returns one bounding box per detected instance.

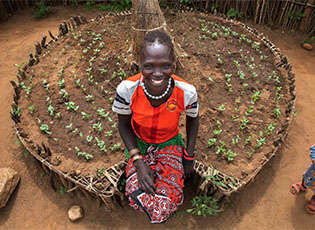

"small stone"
[68,205,84,221]
[0,168,20,208]
[75,170,81,175]
[302,43,313,51]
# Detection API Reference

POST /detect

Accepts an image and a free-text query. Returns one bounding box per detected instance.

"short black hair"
[139,30,175,62]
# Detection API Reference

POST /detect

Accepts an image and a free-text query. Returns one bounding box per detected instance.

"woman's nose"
[153,67,162,76]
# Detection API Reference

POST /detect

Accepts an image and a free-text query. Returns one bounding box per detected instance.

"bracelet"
[129,148,140,158]
[183,149,195,161]
[132,154,143,163]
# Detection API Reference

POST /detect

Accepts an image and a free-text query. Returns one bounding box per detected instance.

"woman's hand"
[134,159,156,194]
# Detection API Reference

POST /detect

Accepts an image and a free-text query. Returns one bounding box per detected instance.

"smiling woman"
[112,30,199,223]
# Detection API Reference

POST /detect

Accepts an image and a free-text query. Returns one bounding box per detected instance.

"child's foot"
[306,195,315,214]
[290,182,307,195]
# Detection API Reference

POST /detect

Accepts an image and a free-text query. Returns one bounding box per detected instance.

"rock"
[0,168,20,208]
[68,205,84,221]
[302,43,313,51]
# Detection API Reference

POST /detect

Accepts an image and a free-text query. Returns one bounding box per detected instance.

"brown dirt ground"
[1,6,315,230]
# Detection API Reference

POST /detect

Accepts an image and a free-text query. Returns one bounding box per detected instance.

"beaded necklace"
[142,78,172,100]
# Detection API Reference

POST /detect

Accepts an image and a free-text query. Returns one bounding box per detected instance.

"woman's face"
[141,42,173,94]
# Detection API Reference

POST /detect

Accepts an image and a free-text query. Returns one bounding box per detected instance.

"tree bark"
[131,0,184,69]
[299,0,315,33]
[0,0,8,22]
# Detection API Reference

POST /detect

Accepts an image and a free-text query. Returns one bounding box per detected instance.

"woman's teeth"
[151,79,163,84]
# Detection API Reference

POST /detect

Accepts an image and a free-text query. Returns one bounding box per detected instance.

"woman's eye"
[143,65,152,69]
[163,64,172,69]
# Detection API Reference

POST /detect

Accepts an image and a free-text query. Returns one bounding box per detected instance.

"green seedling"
[97,108,109,118]
[265,123,275,135]
[65,102,79,111]
[86,135,93,143]
[245,135,252,145]
[28,105,35,114]
[86,94,94,102]
[293,110,298,119]
[59,89,68,101]
[274,106,281,119]
[237,70,246,80]
[245,105,254,116]
[95,137,107,152]
[256,137,266,148]
[11,106,21,118]
[109,143,121,152]
[58,78,65,88]
[211,31,218,39]
[81,111,92,119]
[252,91,261,102]
[226,149,237,161]
[208,138,217,147]
[232,135,240,144]
[240,117,249,130]
[65,123,73,129]
[43,79,49,91]
[93,122,103,132]
[218,105,226,112]
[47,104,54,116]
[40,124,52,135]
[99,68,107,74]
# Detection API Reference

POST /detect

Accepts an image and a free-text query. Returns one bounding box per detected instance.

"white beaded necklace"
[143,78,172,100]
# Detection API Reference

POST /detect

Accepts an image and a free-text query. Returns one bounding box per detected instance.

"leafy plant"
[28,105,35,114]
[208,138,217,147]
[240,117,249,130]
[11,106,21,118]
[109,143,121,152]
[65,102,79,111]
[186,195,222,217]
[93,122,103,132]
[218,105,226,112]
[293,110,298,119]
[58,186,67,195]
[81,111,92,119]
[34,0,51,19]
[226,8,243,19]
[40,124,52,135]
[74,146,93,160]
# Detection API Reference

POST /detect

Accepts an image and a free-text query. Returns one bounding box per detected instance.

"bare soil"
[1,6,315,230]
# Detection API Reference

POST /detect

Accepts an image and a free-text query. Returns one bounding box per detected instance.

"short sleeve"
[185,86,199,118]
[112,81,132,115]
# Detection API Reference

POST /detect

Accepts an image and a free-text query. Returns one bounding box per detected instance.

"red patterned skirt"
[125,145,184,224]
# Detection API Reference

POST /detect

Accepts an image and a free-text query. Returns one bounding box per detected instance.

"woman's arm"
[118,114,156,194]
[184,115,199,177]
[118,114,137,151]
[186,115,199,156]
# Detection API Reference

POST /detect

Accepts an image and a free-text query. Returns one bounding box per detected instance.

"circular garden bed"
[10,10,296,207]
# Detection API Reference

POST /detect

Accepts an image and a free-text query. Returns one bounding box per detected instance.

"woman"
[112,30,199,223]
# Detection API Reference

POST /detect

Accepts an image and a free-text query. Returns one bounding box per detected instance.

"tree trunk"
[131,0,184,70]
[299,0,315,33]
[0,0,8,22]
